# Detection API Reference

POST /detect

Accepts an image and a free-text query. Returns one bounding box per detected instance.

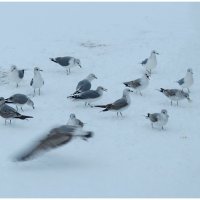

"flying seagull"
[50,56,82,75]
[15,125,93,161]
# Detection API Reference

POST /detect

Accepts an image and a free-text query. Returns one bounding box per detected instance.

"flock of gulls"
[0,50,194,161]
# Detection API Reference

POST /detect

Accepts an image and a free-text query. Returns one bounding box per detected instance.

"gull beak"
[103,88,108,92]
[78,63,82,68]
[187,97,192,102]
[39,69,43,72]
[95,76,98,79]
[156,52,159,55]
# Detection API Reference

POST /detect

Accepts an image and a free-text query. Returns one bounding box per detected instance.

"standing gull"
[94,88,133,117]
[30,67,44,96]
[158,88,191,106]
[5,94,34,111]
[140,50,159,73]
[15,125,93,161]
[50,56,82,75]
[9,65,25,87]
[67,113,85,128]
[176,68,193,93]
[72,73,97,95]
[123,73,150,95]
[68,86,107,106]
[0,97,33,125]
[145,109,169,130]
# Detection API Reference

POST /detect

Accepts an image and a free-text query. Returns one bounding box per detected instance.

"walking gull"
[73,73,97,95]
[15,125,93,161]
[158,88,191,106]
[9,65,25,87]
[50,56,82,75]
[177,68,193,93]
[94,88,133,117]
[30,67,44,96]
[68,86,107,106]
[146,109,169,130]
[0,97,33,125]
[123,73,150,96]
[140,50,159,73]
[67,113,85,128]
[5,94,34,111]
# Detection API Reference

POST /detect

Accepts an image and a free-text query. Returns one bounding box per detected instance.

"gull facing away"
[123,73,150,96]
[72,73,97,95]
[140,50,159,73]
[15,125,93,161]
[94,88,133,117]
[67,113,85,128]
[30,67,44,96]
[50,56,82,75]
[5,94,34,111]
[68,86,107,106]
[158,88,191,106]
[9,65,25,87]
[0,97,33,125]
[176,68,193,93]
[145,109,169,130]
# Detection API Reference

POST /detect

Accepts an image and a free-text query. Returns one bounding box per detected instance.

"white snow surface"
[0,2,200,197]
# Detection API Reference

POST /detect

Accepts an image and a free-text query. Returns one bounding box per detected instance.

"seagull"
[9,65,25,87]
[50,56,82,75]
[94,88,133,117]
[140,50,159,73]
[177,68,193,93]
[15,125,93,161]
[0,97,33,125]
[5,94,34,111]
[158,88,191,106]
[145,109,169,130]
[123,73,150,95]
[30,67,44,96]
[68,86,107,106]
[72,73,97,95]
[67,113,85,128]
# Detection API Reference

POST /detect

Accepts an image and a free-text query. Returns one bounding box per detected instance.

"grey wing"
[165,89,178,97]
[149,113,159,122]
[76,80,91,92]
[177,78,184,85]
[11,94,28,104]
[30,78,33,86]
[79,90,100,99]
[16,132,73,161]
[141,58,148,65]
[0,104,20,118]
[18,70,24,79]
[111,98,128,110]
[56,57,71,66]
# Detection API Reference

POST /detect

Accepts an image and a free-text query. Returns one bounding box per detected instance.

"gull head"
[187,68,193,74]
[151,50,159,55]
[75,58,82,68]
[10,65,17,72]
[88,73,97,80]
[0,97,5,105]
[70,113,76,119]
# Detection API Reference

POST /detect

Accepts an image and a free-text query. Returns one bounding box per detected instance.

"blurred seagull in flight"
[123,72,150,96]
[140,50,159,73]
[50,56,82,75]
[94,88,133,117]
[9,65,25,87]
[176,68,193,93]
[15,125,93,161]
[72,73,97,95]
[158,88,191,106]
[30,67,44,96]
[145,109,169,130]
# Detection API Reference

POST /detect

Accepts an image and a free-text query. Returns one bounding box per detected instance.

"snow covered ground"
[0,2,200,197]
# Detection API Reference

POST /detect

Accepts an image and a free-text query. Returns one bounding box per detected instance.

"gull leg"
[162,126,164,130]
[85,102,87,106]
[69,68,71,74]
[120,112,123,117]
[177,101,178,106]
[21,107,24,112]
[16,105,18,111]
[16,83,19,88]
[10,120,12,124]
[34,89,36,96]
[39,88,41,96]
[188,88,190,93]
[171,101,173,106]
[151,123,154,128]
[140,91,142,96]
[5,120,6,125]
[117,112,119,117]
